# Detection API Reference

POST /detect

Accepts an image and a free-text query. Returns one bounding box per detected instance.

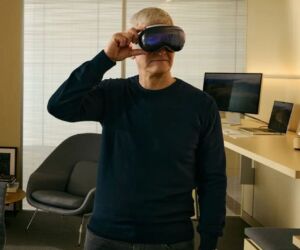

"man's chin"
[149,69,169,75]
[148,64,170,73]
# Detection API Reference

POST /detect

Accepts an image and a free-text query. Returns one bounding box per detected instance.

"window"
[23,0,246,209]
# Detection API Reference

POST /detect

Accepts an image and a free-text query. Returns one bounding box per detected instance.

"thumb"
[131,49,147,57]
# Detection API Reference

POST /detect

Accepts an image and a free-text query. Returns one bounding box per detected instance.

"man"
[48,7,226,250]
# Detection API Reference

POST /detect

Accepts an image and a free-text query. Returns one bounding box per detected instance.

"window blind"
[23,0,122,209]
[23,0,246,209]
[126,0,246,87]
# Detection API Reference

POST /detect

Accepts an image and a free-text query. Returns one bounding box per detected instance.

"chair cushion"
[245,227,300,250]
[67,161,97,196]
[31,190,84,210]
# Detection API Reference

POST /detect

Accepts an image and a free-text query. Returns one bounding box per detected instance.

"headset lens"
[138,26,185,52]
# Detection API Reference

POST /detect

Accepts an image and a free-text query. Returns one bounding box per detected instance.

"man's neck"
[139,72,175,90]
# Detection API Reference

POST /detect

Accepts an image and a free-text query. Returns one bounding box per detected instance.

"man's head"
[130,7,175,78]
[130,7,173,28]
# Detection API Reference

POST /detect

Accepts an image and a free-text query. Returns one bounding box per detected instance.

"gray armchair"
[26,133,101,245]
[0,182,7,250]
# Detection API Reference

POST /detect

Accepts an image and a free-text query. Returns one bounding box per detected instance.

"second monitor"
[203,72,263,124]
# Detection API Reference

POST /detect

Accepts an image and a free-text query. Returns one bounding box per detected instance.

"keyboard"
[222,128,245,136]
[239,127,282,135]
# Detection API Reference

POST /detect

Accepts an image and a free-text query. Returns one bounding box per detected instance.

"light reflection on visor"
[138,25,185,52]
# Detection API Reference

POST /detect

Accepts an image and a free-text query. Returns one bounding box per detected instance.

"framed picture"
[0,147,16,176]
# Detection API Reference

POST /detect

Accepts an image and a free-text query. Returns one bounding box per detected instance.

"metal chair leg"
[195,195,200,219]
[78,213,91,246]
[26,209,39,231]
[78,215,85,246]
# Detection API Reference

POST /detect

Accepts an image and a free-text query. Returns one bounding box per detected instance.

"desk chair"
[26,133,101,246]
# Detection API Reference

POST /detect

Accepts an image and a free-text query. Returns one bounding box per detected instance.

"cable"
[244,114,269,125]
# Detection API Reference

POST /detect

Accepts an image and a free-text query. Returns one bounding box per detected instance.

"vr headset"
[138,25,185,52]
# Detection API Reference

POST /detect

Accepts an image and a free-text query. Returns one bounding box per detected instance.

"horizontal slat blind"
[23,0,122,209]
[126,0,246,88]
[23,0,246,209]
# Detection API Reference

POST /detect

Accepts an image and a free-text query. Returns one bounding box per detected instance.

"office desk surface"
[293,235,300,248]
[223,119,300,179]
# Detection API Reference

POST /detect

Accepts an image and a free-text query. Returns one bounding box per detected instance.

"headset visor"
[138,25,185,52]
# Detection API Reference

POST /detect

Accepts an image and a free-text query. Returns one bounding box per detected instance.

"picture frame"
[0,147,17,176]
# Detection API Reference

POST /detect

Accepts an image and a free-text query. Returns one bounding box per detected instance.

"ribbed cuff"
[92,50,116,72]
[199,233,218,250]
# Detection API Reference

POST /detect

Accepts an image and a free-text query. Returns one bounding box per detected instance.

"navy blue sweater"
[47,51,226,249]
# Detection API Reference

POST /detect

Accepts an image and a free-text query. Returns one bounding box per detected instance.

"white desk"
[225,119,300,247]
[223,118,300,179]
[293,235,300,248]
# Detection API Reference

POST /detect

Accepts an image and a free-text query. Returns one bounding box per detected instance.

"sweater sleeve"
[47,50,116,122]
[195,98,227,250]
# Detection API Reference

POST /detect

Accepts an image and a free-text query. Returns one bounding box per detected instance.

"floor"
[5,211,249,250]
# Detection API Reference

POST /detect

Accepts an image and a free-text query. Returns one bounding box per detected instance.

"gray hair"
[130,7,173,27]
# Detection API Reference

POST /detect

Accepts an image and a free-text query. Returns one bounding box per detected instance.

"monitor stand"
[221,112,244,125]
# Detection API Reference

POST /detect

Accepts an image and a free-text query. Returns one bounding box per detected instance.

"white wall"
[0,0,23,183]
[247,0,300,122]
[243,0,300,227]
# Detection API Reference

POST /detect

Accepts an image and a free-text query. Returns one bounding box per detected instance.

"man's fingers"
[131,49,147,57]
[133,25,146,33]
[112,26,146,48]
[113,26,146,47]
[106,30,146,61]
[113,34,129,47]
[127,28,141,43]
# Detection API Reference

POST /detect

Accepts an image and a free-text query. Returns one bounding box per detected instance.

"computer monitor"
[203,72,263,124]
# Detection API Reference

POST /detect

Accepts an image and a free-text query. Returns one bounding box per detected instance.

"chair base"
[26,209,91,246]
[26,209,39,231]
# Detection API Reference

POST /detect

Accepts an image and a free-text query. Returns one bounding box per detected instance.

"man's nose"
[156,48,167,55]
